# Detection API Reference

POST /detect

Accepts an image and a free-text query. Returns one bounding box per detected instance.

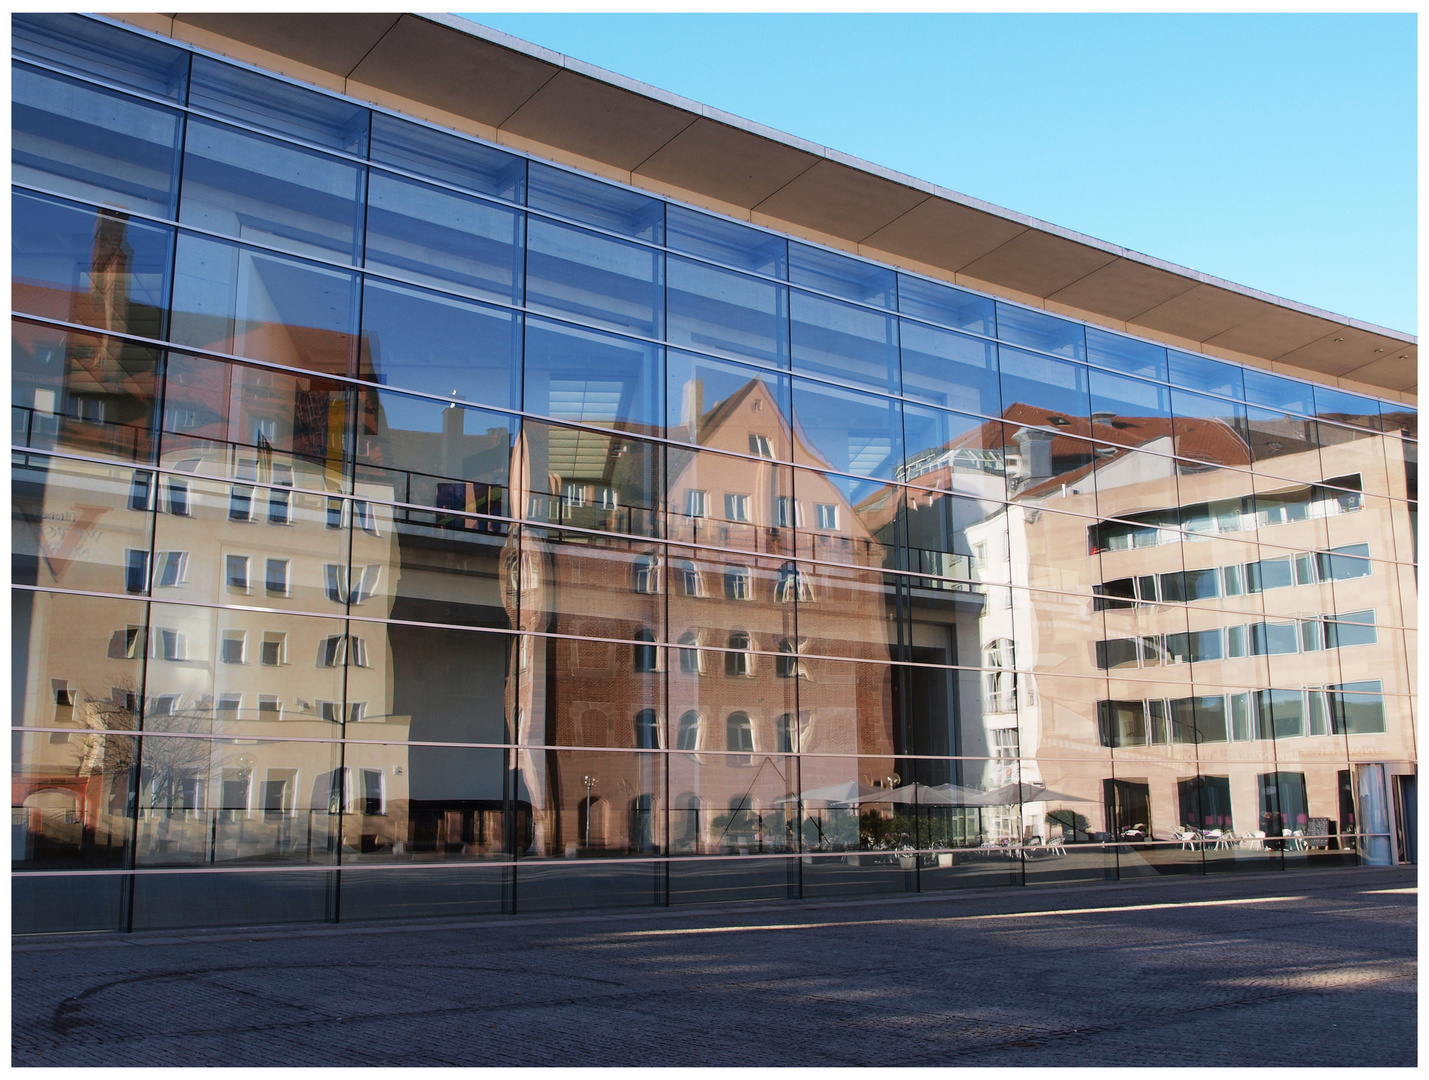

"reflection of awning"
[853,782,986,806]
[979,782,1096,806]
[779,781,881,807]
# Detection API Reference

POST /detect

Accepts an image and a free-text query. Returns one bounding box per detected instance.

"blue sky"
[460,13,1416,335]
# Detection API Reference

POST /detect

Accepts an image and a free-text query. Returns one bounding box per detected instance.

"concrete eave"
[118,12,1417,401]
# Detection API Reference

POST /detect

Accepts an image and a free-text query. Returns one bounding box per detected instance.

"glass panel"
[161,351,354,492]
[526,218,662,338]
[666,204,786,277]
[1168,350,1245,398]
[13,456,156,594]
[147,473,354,613]
[12,319,159,463]
[13,190,173,340]
[796,563,901,662]
[13,13,190,99]
[170,234,358,376]
[902,486,1004,586]
[666,446,794,556]
[140,606,349,737]
[523,317,662,436]
[523,534,665,649]
[354,388,513,519]
[364,171,523,304]
[527,161,663,241]
[1246,404,1322,482]
[995,304,1085,359]
[898,320,1001,416]
[513,749,664,868]
[791,379,902,482]
[358,280,521,411]
[12,590,147,730]
[789,243,896,308]
[666,256,788,370]
[1242,368,1314,417]
[1088,369,1173,449]
[369,112,525,201]
[793,468,901,572]
[188,54,369,154]
[13,728,134,878]
[13,64,182,217]
[521,422,661,538]
[134,736,343,868]
[180,119,366,264]
[1169,387,1251,469]
[1085,326,1168,382]
[520,625,664,750]
[1313,384,1382,432]
[790,291,899,394]
[896,274,995,337]
[667,349,793,460]
[380,510,510,629]
[901,404,1008,502]
[997,346,1090,426]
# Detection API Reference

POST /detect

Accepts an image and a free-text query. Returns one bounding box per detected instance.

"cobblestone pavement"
[12,866,1416,1067]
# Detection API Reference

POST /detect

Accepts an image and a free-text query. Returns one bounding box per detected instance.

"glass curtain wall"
[11,13,1417,931]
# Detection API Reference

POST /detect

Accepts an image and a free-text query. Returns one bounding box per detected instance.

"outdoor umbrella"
[980,781,1096,805]
[780,780,882,807]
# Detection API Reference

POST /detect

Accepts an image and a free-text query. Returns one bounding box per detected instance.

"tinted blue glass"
[170,233,358,376]
[997,346,1090,426]
[896,274,995,337]
[365,172,523,305]
[792,378,902,481]
[1168,349,1244,399]
[667,256,788,370]
[13,64,182,218]
[898,320,1000,416]
[527,161,663,242]
[789,243,896,308]
[1246,404,1322,476]
[524,318,663,435]
[995,304,1085,360]
[1242,367,1314,416]
[180,119,365,263]
[790,291,899,394]
[526,218,662,339]
[1085,326,1168,382]
[13,13,189,99]
[188,55,369,155]
[1313,385,1382,432]
[369,113,525,201]
[666,350,792,458]
[666,204,786,277]
[12,191,173,336]
[360,280,521,410]
[1169,387,1251,469]
[900,402,1007,499]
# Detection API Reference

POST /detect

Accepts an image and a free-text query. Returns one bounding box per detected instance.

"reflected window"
[318,634,368,668]
[676,710,701,750]
[678,560,705,597]
[324,564,347,605]
[775,496,804,528]
[153,628,187,662]
[776,638,809,679]
[633,628,662,673]
[634,709,661,750]
[225,555,250,593]
[726,632,755,676]
[815,504,839,530]
[726,712,755,754]
[725,493,752,523]
[775,562,814,603]
[725,566,753,601]
[260,632,286,667]
[125,549,150,593]
[265,558,290,597]
[128,471,153,511]
[983,639,1017,713]
[776,714,797,754]
[220,630,246,665]
[108,625,144,660]
[678,630,704,675]
[154,551,187,588]
[685,490,709,518]
[633,554,661,594]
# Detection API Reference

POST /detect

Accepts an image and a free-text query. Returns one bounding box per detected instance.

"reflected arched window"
[674,792,702,851]
[726,631,754,676]
[629,794,655,852]
[633,554,661,594]
[678,559,704,597]
[775,561,813,603]
[678,629,704,674]
[676,710,700,750]
[776,713,797,754]
[634,709,661,749]
[983,638,1017,713]
[776,637,808,679]
[727,711,754,755]
[725,566,752,600]
[633,628,661,672]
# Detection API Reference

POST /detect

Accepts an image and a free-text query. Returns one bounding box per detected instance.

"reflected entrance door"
[1103,778,1151,839]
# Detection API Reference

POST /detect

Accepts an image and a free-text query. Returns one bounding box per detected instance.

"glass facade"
[11,14,1418,933]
